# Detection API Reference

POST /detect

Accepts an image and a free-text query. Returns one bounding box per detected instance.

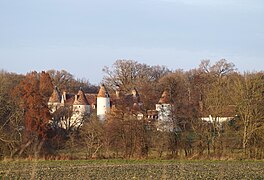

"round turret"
[73,87,90,114]
[156,89,173,131]
[97,84,110,121]
[48,86,61,112]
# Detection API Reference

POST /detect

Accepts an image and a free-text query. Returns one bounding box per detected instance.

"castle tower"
[48,86,61,113]
[156,89,173,131]
[73,87,90,115]
[67,87,91,128]
[97,84,110,121]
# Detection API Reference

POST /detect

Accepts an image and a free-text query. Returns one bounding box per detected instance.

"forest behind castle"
[0,59,263,160]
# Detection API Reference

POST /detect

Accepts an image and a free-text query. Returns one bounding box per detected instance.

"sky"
[0,0,263,84]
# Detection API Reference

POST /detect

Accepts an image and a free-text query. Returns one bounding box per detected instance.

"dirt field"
[1,160,263,179]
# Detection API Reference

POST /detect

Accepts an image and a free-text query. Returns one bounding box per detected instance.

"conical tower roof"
[97,84,110,98]
[73,88,90,105]
[158,89,171,104]
[49,86,61,103]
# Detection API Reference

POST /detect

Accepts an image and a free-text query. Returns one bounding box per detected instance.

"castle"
[48,84,174,131]
[48,83,235,132]
[48,86,93,129]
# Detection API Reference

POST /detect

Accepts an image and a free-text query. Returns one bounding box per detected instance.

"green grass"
[1,160,264,179]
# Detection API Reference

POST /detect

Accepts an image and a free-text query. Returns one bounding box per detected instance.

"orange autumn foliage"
[13,71,53,140]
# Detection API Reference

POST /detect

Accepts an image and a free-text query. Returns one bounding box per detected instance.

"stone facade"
[48,87,93,129]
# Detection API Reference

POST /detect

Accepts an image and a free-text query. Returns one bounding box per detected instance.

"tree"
[157,70,199,157]
[102,60,170,110]
[103,106,148,158]
[47,70,75,91]
[199,59,236,78]
[47,69,98,93]
[0,70,24,159]
[232,72,264,158]
[12,71,53,158]
[79,115,104,159]
[197,60,237,156]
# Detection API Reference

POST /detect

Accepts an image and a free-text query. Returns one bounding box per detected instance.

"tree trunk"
[242,122,249,157]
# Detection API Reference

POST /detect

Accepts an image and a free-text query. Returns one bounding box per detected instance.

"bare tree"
[47,69,98,93]
[102,60,169,110]
[79,115,104,159]
[47,69,75,91]
[199,59,236,78]
[197,60,237,156]
[232,72,264,158]
[0,71,24,159]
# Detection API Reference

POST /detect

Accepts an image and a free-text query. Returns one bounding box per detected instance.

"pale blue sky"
[0,0,263,84]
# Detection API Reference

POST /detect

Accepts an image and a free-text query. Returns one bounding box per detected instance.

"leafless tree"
[232,72,264,158]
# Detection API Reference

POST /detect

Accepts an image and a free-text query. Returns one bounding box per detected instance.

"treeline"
[0,60,263,160]
[100,59,264,159]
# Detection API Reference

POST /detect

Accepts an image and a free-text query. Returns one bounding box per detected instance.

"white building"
[70,88,90,127]
[146,89,175,132]
[96,84,110,121]
[49,84,188,132]
[48,87,91,130]
[201,115,234,124]
[155,90,175,132]
[48,84,145,128]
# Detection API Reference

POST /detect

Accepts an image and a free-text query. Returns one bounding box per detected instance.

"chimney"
[116,89,120,98]
[132,88,137,97]
[61,91,67,105]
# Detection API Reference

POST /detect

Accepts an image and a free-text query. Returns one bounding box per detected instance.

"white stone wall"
[48,102,61,113]
[201,115,234,123]
[156,103,174,132]
[69,104,90,128]
[156,103,172,121]
[97,97,110,121]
